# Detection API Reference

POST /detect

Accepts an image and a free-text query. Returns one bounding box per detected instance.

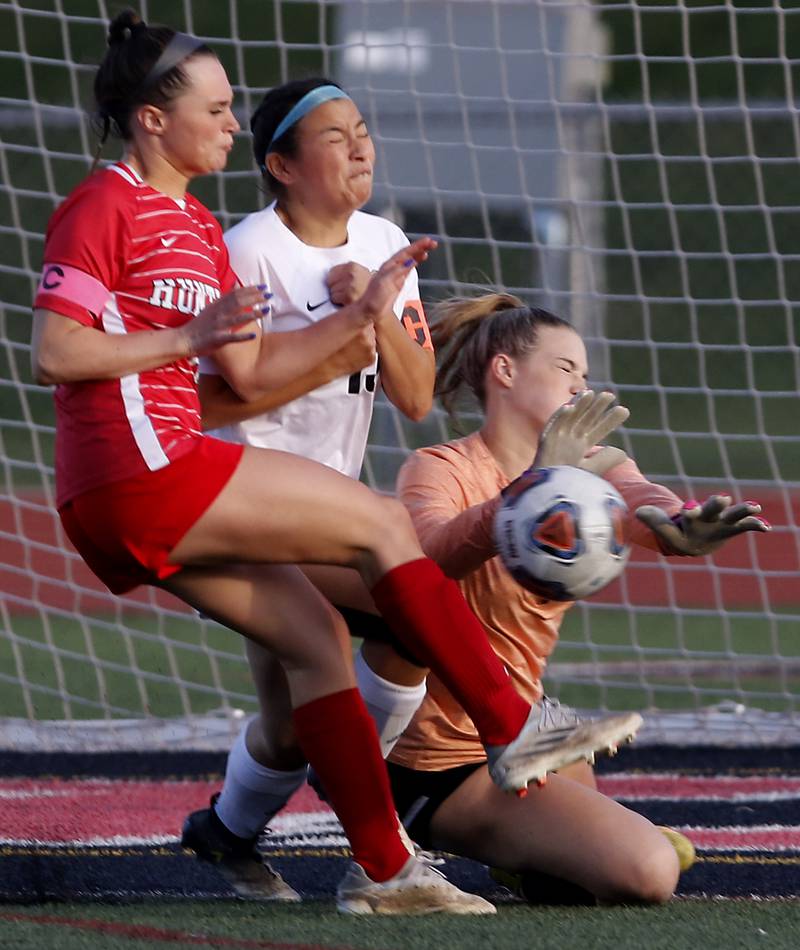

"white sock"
[214,719,307,840]
[355,649,427,757]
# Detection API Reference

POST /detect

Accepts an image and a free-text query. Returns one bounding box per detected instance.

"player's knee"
[612,836,680,904]
[366,496,418,550]
[638,840,680,903]
[380,495,415,531]
[353,495,425,584]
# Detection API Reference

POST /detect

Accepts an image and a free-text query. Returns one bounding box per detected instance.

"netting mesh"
[1,0,798,747]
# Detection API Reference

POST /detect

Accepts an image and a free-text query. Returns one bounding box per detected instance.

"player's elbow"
[399,392,433,422]
[409,396,433,422]
[32,346,63,387]
[219,372,263,406]
[32,361,53,387]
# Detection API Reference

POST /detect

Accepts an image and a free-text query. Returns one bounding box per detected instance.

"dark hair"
[93,9,214,146]
[250,77,344,197]
[431,293,576,417]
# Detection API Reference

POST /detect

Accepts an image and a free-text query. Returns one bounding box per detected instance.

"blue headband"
[263,85,351,163]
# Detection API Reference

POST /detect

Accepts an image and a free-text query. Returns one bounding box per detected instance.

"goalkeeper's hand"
[532,390,630,477]
[636,495,771,557]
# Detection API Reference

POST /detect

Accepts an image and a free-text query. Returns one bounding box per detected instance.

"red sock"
[371,558,530,746]
[293,688,409,883]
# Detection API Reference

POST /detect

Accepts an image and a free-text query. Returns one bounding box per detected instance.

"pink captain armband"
[35,263,111,317]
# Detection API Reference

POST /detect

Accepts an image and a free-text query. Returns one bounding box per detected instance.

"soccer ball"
[494,465,630,602]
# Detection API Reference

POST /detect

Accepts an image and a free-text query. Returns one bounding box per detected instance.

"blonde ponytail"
[431,293,572,419]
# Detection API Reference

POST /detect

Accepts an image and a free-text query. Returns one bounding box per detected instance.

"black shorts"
[386,760,485,849]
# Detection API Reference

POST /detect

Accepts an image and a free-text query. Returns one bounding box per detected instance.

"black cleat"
[181,795,300,902]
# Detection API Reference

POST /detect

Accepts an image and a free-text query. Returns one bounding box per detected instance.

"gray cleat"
[486,699,642,794]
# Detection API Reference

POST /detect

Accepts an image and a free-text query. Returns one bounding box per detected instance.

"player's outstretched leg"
[170,452,646,797]
[370,557,644,795]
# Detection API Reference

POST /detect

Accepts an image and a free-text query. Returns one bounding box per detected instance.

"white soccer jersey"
[202,203,430,479]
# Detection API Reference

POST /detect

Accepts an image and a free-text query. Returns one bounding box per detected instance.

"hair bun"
[107,9,146,46]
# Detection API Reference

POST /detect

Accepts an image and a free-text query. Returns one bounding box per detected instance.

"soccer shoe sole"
[489,711,643,794]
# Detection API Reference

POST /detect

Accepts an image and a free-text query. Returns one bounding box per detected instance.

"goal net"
[1,0,798,750]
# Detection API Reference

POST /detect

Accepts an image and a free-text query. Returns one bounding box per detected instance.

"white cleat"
[336,855,497,915]
[486,700,643,794]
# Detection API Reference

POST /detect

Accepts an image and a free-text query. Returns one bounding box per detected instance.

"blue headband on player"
[262,85,351,165]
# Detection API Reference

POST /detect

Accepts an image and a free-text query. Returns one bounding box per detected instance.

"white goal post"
[1,0,798,750]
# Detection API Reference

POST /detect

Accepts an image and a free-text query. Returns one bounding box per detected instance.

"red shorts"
[58,437,244,595]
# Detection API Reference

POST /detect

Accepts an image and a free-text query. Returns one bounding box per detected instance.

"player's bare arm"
[213,238,434,402]
[199,323,376,430]
[372,304,435,421]
[31,286,263,385]
[327,258,435,421]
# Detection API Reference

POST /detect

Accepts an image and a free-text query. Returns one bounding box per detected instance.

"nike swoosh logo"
[307,298,329,312]
[161,236,178,247]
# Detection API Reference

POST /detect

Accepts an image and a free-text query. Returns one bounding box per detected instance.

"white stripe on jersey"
[161,432,202,455]
[144,384,196,395]
[174,364,198,380]
[135,208,192,221]
[129,266,221,284]
[113,291,167,309]
[146,404,199,416]
[128,247,216,266]
[131,229,213,250]
[102,294,170,472]
[107,164,141,187]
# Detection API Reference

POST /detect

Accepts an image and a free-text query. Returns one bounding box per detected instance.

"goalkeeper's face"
[509,326,588,435]
[285,98,376,216]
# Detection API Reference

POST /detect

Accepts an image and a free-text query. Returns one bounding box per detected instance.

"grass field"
[2,899,800,950]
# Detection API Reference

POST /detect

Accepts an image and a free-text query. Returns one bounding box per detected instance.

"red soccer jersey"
[34,163,238,506]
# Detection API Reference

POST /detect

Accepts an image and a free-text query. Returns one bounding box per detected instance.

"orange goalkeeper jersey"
[389,430,682,771]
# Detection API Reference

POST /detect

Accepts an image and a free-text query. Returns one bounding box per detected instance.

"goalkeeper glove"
[636,494,771,557]
[532,390,630,477]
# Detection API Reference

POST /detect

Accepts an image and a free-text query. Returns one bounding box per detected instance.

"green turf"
[1,899,800,950]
